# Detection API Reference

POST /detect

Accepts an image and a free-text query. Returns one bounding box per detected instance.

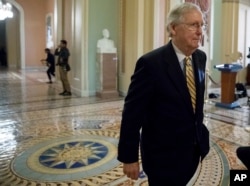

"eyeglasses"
[181,23,207,31]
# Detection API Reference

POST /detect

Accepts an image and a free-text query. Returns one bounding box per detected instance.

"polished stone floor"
[0,68,249,186]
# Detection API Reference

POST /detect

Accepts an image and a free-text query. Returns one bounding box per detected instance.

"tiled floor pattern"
[0,68,249,186]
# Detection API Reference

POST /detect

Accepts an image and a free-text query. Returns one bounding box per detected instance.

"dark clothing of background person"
[236,146,250,170]
[46,52,55,83]
[54,47,70,67]
[41,48,55,83]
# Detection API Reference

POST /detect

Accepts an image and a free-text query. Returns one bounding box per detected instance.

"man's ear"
[169,24,177,36]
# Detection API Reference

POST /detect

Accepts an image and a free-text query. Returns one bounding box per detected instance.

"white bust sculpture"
[97,29,117,53]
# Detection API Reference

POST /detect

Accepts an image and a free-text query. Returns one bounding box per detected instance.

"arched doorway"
[2,0,25,69]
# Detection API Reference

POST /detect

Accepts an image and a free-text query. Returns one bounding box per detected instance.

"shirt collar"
[172,42,186,63]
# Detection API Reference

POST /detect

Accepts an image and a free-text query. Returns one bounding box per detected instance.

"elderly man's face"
[171,10,204,55]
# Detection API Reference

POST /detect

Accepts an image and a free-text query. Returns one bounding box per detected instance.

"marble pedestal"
[96,52,118,98]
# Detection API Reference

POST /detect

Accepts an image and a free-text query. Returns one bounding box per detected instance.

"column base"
[96,90,119,99]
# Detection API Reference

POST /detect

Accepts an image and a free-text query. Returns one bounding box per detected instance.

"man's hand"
[123,162,140,180]
[40,59,46,65]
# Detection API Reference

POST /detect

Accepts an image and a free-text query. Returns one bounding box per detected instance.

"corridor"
[0,68,249,186]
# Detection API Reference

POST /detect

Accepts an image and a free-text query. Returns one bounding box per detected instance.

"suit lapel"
[162,43,194,112]
[162,42,206,115]
[192,52,205,113]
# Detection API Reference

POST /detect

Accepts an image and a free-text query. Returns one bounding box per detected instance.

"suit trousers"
[59,66,71,92]
[47,66,55,81]
[145,145,200,186]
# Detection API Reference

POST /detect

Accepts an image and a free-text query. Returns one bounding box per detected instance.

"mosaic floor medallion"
[5,130,124,185]
[12,136,118,182]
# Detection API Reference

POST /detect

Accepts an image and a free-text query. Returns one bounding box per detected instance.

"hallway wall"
[16,0,46,68]
[118,0,168,95]
[199,0,250,84]
[210,0,222,82]
[4,0,250,97]
[6,13,20,68]
[88,0,119,96]
[58,0,119,96]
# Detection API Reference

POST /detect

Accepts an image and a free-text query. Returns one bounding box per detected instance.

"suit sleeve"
[117,57,154,163]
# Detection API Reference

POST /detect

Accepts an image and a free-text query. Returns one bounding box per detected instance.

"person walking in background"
[54,39,71,96]
[117,2,209,185]
[41,48,55,84]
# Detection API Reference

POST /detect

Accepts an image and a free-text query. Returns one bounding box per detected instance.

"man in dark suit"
[117,2,210,185]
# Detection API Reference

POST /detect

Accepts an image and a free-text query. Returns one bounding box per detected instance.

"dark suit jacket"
[118,41,210,182]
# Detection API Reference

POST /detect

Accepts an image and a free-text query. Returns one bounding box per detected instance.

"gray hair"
[166,2,202,37]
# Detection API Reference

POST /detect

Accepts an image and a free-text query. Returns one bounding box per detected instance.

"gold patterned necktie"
[185,57,196,112]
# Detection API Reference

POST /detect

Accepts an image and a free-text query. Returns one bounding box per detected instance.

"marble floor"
[0,68,249,186]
